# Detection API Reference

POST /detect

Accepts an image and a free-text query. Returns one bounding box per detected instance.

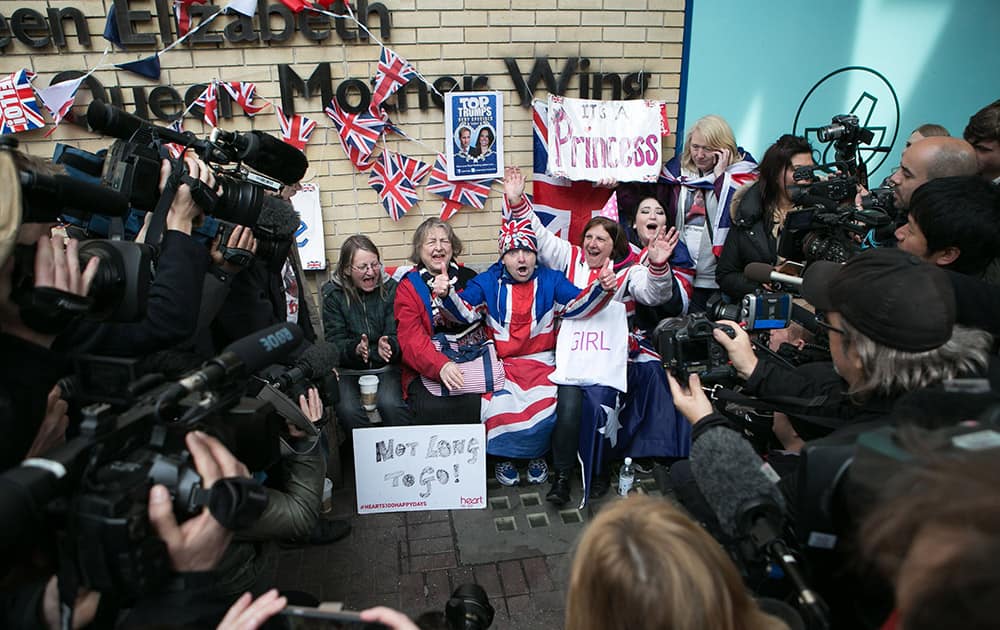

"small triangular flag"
[116,55,162,81]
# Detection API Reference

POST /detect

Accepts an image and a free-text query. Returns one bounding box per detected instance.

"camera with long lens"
[0,323,303,599]
[777,163,894,264]
[816,114,875,147]
[655,314,737,383]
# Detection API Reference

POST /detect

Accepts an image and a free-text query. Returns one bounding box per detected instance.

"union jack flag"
[398,153,431,185]
[175,0,206,37]
[531,100,610,242]
[368,150,421,221]
[193,81,218,127]
[0,69,45,135]
[369,47,419,115]
[275,105,316,150]
[221,81,270,117]
[164,118,187,159]
[426,154,494,221]
[324,98,385,170]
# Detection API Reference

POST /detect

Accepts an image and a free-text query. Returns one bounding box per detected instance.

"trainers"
[527,458,549,484]
[495,461,520,486]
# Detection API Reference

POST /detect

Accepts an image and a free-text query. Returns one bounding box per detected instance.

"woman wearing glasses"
[322,234,413,430]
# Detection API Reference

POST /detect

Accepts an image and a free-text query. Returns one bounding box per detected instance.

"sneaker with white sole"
[526,458,549,484]
[495,461,520,486]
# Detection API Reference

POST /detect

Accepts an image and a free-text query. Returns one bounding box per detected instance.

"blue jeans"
[335,367,413,431]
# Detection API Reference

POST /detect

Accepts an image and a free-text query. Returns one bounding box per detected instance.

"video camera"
[85,101,305,268]
[655,314,737,383]
[0,323,304,599]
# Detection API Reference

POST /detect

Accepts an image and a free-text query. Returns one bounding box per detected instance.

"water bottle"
[618,457,635,497]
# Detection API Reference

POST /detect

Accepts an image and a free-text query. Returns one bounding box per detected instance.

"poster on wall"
[445,91,504,181]
[354,424,487,514]
[291,183,326,270]
[545,95,664,182]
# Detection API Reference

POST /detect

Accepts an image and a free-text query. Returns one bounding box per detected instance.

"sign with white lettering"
[545,95,663,182]
[445,91,503,181]
[291,182,326,271]
[354,424,487,514]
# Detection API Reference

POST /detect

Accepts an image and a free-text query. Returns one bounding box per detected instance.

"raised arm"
[503,166,574,273]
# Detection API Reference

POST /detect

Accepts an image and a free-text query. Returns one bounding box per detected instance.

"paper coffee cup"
[359,374,379,411]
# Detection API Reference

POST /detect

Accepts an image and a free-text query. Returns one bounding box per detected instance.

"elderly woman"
[661,114,758,311]
[504,166,688,505]
[394,218,481,424]
[717,135,815,301]
[322,234,413,431]
[433,219,617,486]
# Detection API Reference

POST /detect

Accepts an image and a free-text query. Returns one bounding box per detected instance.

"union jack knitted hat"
[497,218,538,256]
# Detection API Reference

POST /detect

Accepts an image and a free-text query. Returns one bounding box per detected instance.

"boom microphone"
[744,262,804,290]
[256,194,301,239]
[273,340,339,392]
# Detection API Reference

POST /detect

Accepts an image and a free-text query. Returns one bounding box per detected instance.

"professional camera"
[655,314,737,383]
[0,323,304,599]
[706,292,793,332]
[816,114,875,147]
[86,100,306,226]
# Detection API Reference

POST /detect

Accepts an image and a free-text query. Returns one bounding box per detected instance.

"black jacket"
[717,182,778,301]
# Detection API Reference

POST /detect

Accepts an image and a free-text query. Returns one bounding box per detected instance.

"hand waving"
[647,226,678,266]
[504,166,526,206]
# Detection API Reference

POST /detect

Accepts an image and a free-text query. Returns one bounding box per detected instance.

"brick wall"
[3,0,686,274]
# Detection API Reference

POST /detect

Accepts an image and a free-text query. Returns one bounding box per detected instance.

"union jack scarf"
[426,154,494,221]
[275,105,317,150]
[324,98,385,170]
[659,155,758,256]
[369,47,419,115]
[193,82,218,127]
[0,70,46,135]
[221,82,271,117]
[368,149,421,221]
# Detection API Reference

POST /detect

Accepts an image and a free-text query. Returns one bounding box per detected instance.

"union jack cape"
[659,154,758,257]
[426,154,493,221]
[530,100,611,243]
[221,82,271,117]
[369,47,418,115]
[275,105,317,150]
[324,99,385,170]
[0,70,46,135]
[368,149,422,221]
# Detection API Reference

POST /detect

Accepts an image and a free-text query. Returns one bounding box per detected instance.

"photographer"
[51,154,215,358]
[886,136,978,210]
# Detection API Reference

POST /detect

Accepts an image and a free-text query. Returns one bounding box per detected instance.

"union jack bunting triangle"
[324,98,385,170]
[426,154,494,221]
[36,76,84,137]
[397,153,431,185]
[368,149,421,221]
[175,0,207,37]
[164,119,187,159]
[0,69,46,135]
[369,47,419,115]
[221,81,271,117]
[275,105,317,151]
[193,82,218,127]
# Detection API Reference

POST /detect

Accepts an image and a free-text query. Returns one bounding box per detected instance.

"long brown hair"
[335,234,385,305]
[565,496,786,630]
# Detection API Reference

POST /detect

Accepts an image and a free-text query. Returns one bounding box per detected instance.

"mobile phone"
[278,606,388,628]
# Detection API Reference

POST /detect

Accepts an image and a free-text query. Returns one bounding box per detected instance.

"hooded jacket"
[716,181,779,300]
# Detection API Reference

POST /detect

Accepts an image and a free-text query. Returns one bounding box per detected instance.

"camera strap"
[707,386,854,430]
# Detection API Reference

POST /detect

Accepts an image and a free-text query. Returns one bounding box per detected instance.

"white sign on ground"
[354,424,487,514]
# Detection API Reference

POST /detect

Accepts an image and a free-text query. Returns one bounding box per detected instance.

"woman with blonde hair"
[661,114,758,311]
[565,495,787,630]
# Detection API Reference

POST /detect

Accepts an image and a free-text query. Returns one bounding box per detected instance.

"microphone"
[167,323,304,401]
[20,170,130,222]
[744,262,804,290]
[239,131,309,186]
[273,341,339,392]
[256,194,301,239]
[690,426,830,628]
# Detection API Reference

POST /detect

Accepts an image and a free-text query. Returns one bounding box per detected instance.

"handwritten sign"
[353,424,487,514]
[291,182,326,271]
[545,95,664,182]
